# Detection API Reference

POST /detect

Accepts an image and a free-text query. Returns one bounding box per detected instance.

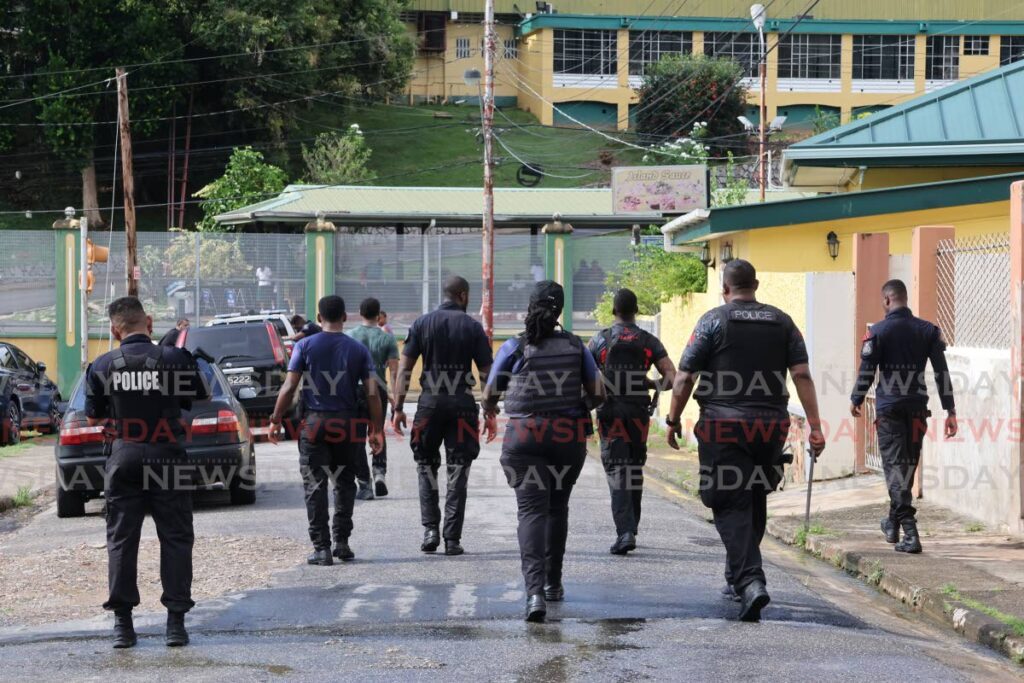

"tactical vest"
[504,332,585,416]
[108,344,185,442]
[598,326,653,406]
[698,304,790,411]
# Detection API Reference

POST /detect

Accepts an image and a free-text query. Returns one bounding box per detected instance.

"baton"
[803,441,816,533]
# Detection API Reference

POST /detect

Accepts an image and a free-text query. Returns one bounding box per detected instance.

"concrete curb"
[765,518,1024,666]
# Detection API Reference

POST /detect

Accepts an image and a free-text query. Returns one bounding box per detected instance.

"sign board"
[612,165,708,214]
[640,235,664,249]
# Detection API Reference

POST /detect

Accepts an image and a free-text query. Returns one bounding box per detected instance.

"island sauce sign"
[611,165,708,214]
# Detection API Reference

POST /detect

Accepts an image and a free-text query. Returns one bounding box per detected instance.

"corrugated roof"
[215,185,661,227]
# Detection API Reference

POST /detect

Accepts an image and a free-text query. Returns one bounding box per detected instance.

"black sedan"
[0,342,61,444]
[54,357,256,518]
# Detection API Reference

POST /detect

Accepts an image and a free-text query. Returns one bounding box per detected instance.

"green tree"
[811,105,841,135]
[194,147,288,231]
[635,55,747,151]
[594,239,707,326]
[302,125,376,185]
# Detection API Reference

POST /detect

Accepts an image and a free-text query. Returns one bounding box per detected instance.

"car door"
[10,345,43,418]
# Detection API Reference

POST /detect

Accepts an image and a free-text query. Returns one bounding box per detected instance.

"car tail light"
[59,425,105,446]
[191,410,240,435]
[266,321,286,365]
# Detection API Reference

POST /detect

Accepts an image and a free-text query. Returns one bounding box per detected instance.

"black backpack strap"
[110,348,127,370]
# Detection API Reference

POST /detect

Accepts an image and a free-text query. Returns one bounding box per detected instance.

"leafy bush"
[194,147,288,231]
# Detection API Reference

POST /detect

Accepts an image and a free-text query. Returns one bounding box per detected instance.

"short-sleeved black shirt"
[587,322,669,367]
[679,300,808,420]
[299,321,322,337]
[403,301,493,395]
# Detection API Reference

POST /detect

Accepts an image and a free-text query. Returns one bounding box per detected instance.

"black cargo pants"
[876,406,929,526]
[598,402,650,536]
[299,413,366,549]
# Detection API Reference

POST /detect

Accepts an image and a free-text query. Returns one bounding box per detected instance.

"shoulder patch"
[861,336,875,359]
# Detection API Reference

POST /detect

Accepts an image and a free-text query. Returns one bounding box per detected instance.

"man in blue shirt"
[270,295,383,566]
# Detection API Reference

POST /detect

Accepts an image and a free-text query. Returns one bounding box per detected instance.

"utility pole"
[481,0,496,341]
[80,215,89,370]
[177,90,194,230]
[116,67,139,296]
[751,4,768,202]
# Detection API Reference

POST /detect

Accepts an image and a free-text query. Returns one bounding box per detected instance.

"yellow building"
[403,1,1024,130]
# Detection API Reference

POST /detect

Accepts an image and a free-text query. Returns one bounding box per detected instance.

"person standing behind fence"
[269,295,383,566]
[483,280,604,623]
[665,260,825,622]
[588,289,675,556]
[349,297,400,499]
[392,276,493,557]
[850,279,957,554]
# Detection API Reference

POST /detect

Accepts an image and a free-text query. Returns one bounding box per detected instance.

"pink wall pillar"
[911,225,954,497]
[853,233,890,473]
[1011,182,1024,519]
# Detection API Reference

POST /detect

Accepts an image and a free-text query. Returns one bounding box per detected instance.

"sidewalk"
[645,444,1024,665]
[0,437,56,512]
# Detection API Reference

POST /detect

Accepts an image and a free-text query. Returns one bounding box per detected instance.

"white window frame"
[852,35,915,81]
[964,35,990,56]
[455,37,471,59]
[554,29,618,76]
[1000,36,1024,65]
[628,30,692,77]
[926,35,960,80]
[778,34,841,80]
[703,32,758,78]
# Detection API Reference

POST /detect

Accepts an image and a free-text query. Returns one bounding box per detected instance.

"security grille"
[935,233,1010,349]
[863,388,881,473]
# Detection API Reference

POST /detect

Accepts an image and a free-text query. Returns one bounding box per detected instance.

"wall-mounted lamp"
[699,242,714,267]
[720,242,734,263]
[826,231,840,260]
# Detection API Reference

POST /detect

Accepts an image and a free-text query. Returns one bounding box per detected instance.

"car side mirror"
[237,387,258,400]
[36,361,46,374]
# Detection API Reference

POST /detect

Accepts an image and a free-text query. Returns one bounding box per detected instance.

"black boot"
[609,532,637,555]
[307,548,334,566]
[421,527,440,553]
[895,521,922,553]
[373,470,389,497]
[444,540,464,556]
[356,481,375,500]
[525,594,547,623]
[333,540,355,562]
[738,580,771,622]
[544,583,565,602]
[721,584,741,602]
[112,610,137,649]
[881,517,899,544]
[166,611,189,647]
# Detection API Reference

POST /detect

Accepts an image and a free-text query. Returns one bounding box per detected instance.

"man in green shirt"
[349,297,400,498]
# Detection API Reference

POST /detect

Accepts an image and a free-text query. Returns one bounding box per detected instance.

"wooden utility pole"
[177,90,194,230]
[480,0,496,341]
[116,67,138,296]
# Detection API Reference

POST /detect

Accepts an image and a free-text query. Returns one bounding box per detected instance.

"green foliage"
[635,55,747,152]
[594,241,707,326]
[194,147,288,231]
[302,125,376,185]
[12,485,34,508]
[812,106,841,135]
[140,230,252,282]
[643,122,748,207]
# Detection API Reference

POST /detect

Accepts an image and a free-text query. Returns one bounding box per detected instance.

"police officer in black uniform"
[588,288,675,555]
[86,297,208,648]
[392,275,493,556]
[666,260,825,622]
[850,279,957,554]
[483,281,604,622]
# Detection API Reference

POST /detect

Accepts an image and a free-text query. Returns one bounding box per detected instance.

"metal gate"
[863,388,880,473]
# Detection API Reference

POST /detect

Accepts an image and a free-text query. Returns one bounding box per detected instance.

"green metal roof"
[518,14,1024,36]
[215,185,660,228]
[665,171,1024,245]
[785,60,1024,183]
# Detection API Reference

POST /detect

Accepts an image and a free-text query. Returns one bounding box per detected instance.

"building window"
[455,37,471,59]
[628,31,692,76]
[703,32,758,78]
[852,35,915,80]
[963,35,990,56]
[554,29,617,75]
[503,39,517,60]
[926,35,960,79]
[416,12,446,52]
[1000,36,1024,64]
[778,34,841,79]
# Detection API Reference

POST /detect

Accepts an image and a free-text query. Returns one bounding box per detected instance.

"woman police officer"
[482,281,604,623]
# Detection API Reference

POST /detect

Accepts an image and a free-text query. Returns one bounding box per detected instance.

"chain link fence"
[0,230,57,334]
[936,233,1011,349]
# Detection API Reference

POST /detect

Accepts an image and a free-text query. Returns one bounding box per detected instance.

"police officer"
[482,281,603,622]
[269,295,383,566]
[850,279,957,554]
[588,288,675,555]
[665,260,825,622]
[289,314,322,342]
[85,297,209,648]
[392,275,493,556]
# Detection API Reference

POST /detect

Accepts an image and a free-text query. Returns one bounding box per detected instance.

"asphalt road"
[0,431,1019,682]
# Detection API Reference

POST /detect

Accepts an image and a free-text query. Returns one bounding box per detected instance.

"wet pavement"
[0,430,1020,681]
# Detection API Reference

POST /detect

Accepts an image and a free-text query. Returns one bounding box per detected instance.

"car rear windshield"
[67,358,224,411]
[185,325,274,363]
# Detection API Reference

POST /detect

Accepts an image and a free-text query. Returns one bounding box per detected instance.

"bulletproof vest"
[108,344,184,442]
[699,304,790,409]
[504,332,585,416]
[599,326,653,405]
